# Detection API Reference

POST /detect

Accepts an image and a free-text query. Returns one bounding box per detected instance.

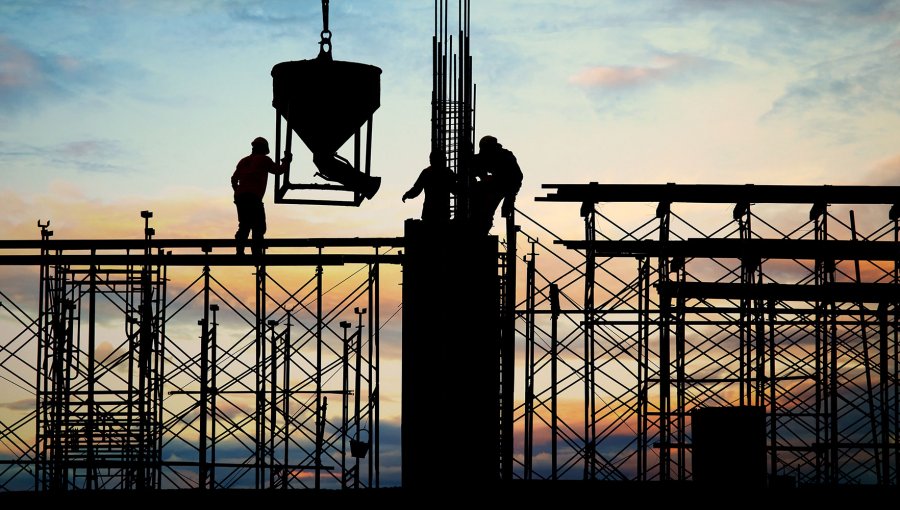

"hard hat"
[479,135,499,151]
[251,137,270,154]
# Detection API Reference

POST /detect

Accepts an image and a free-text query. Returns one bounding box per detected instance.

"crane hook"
[318,0,332,60]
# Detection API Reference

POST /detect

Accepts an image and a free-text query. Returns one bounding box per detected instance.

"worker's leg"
[500,194,516,218]
[480,189,504,234]
[234,195,252,255]
[250,202,267,256]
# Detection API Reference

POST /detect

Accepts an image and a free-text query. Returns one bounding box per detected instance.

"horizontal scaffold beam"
[539,183,900,206]
[0,253,401,266]
[556,239,900,261]
[657,281,900,303]
[0,237,404,266]
[0,237,405,251]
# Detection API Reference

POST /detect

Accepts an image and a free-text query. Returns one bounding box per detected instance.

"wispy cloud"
[0,139,130,173]
[0,36,116,115]
[227,3,310,26]
[0,398,32,411]
[862,153,900,186]
[767,41,900,117]
[0,35,41,88]
[0,35,52,111]
[763,41,900,142]
[570,53,716,90]
[683,0,899,18]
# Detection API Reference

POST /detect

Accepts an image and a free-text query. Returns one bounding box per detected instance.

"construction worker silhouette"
[402,150,455,224]
[231,137,291,255]
[471,135,522,234]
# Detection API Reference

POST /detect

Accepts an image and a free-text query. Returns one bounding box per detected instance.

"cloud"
[765,41,900,126]
[861,153,900,186]
[570,54,708,89]
[0,35,41,89]
[0,264,40,312]
[0,36,114,116]
[0,398,33,411]
[227,3,310,26]
[683,0,899,18]
[0,139,130,174]
[221,0,429,68]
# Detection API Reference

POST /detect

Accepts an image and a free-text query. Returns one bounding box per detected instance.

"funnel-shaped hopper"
[272,58,381,155]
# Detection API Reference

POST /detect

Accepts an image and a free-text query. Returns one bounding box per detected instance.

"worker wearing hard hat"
[471,135,523,234]
[231,137,292,256]
[402,150,456,224]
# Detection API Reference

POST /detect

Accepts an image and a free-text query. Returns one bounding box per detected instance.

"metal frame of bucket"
[272,107,377,207]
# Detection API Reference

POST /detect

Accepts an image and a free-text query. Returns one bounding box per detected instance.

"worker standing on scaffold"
[231,137,292,256]
[402,150,456,225]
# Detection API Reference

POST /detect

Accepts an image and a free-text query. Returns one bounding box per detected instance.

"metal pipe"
[199,265,210,489]
[768,299,777,483]
[255,265,266,488]
[282,312,290,489]
[368,264,374,487]
[86,263,96,490]
[524,248,535,479]
[850,210,881,483]
[210,303,218,490]
[675,275,685,481]
[353,306,365,489]
[374,254,380,487]
[583,205,595,480]
[637,257,647,482]
[657,204,671,481]
[340,320,350,489]
[878,303,890,484]
[550,283,559,481]
[268,318,277,489]
[315,262,323,489]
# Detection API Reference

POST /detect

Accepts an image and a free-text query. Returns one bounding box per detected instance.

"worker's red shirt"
[231,154,285,199]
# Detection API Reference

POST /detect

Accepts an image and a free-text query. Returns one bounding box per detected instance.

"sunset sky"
[2,0,900,487]
[1,0,898,241]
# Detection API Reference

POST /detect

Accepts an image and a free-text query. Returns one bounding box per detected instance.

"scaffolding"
[0,218,399,491]
[3,183,900,490]
[511,183,900,485]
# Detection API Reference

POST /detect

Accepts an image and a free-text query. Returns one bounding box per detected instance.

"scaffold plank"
[539,183,900,205]
[556,238,900,260]
[657,281,900,302]
[0,253,402,266]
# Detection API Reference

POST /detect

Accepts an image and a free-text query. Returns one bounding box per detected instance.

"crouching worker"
[471,135,522,235]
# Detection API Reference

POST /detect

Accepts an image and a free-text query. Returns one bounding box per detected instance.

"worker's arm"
[402,169,427,202]
[231,170,239,191]
[506,152,523,193]
[500,154,522,217]
[268,152,292,176]
[512,162,523,193]
[470,153,486,180]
